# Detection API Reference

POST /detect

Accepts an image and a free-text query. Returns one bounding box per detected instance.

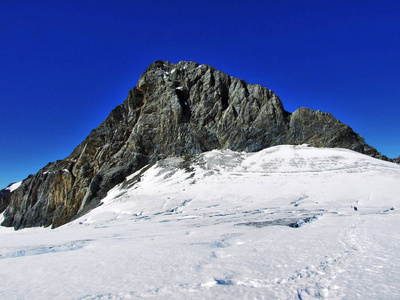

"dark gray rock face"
[0,60,385,229]
[0,188,11,213]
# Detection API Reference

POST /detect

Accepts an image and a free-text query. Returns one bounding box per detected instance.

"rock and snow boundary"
[4,181,22,193]
[1,145,400,299]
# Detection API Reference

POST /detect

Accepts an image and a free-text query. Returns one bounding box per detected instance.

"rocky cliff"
[0,60,386,229]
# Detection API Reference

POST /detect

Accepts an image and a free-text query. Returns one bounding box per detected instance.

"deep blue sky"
[1,0,399,189]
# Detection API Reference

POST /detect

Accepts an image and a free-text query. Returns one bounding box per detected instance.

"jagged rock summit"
[0,60,384,229]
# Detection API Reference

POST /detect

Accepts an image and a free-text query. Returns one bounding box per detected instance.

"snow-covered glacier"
[1,145,400,299]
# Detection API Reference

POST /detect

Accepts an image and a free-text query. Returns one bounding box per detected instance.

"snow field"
[1,145,399,299]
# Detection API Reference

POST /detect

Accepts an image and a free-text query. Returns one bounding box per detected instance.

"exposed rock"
[0,188,11,213]
[287,107,383,158]
[0,60,385,229]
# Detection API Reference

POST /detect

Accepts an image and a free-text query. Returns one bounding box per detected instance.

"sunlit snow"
[1,145,399,299]
[5,181,22,193]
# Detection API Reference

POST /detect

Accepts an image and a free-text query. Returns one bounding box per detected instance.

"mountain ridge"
[0,60,390,229]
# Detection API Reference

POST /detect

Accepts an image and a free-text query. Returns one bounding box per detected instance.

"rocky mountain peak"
[0,60,386,229]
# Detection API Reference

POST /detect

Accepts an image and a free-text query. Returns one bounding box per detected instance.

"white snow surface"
[1,145,400,299]
[5,181,22,192]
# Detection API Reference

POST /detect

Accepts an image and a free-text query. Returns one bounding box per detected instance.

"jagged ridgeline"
[0,60,384,229]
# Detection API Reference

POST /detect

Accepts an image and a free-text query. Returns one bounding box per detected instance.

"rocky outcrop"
[0,60,385,229]
[0,188,11,213]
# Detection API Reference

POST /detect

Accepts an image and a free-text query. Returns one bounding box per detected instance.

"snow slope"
[1,145,400,299]
[5,181,22,193]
